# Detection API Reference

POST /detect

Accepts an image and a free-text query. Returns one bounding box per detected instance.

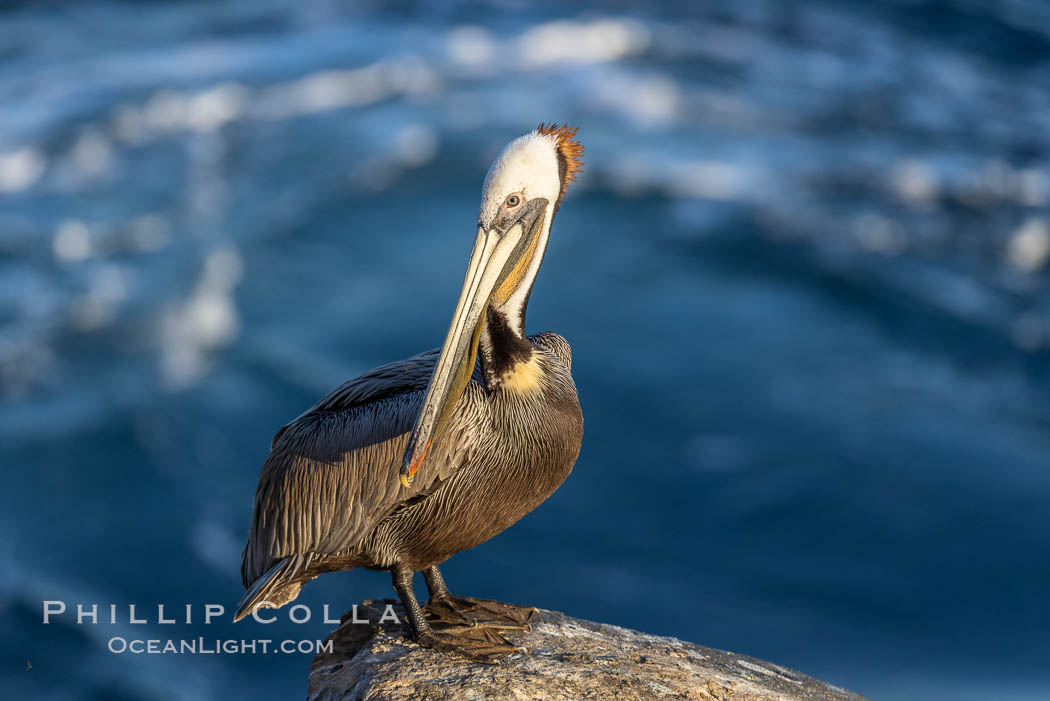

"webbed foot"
[413,626,525,664]
[426,595,534,631]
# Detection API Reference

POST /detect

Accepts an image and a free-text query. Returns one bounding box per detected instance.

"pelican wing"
[240,348,483,590]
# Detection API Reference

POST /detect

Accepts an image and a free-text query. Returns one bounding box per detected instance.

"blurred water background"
[2,1,1050,699]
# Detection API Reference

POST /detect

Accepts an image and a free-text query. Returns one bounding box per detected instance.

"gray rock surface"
[308,599,868,701]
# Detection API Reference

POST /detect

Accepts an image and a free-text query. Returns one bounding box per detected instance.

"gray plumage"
[235,332,582,620]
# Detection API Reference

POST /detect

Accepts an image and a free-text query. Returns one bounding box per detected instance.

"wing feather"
[241,348,482,589]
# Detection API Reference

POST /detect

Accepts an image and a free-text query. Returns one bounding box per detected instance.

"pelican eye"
[504,193,522,209]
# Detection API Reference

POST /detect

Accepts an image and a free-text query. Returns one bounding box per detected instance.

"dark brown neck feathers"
[479,306,532,390]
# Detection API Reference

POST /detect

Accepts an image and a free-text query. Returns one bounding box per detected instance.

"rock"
[308,599,868,701]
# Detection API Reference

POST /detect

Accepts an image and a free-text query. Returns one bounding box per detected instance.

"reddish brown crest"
[536,123,584,206]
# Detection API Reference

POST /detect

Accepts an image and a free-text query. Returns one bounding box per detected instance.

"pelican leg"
[391,564,522,664]
[391,565,431,637]
[422,565,534,631]
[422,565,453,601]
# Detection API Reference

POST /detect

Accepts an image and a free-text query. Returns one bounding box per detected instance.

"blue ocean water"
[2,1,1049,699]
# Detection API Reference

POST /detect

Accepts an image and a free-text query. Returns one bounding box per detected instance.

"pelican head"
[400,124,583,486]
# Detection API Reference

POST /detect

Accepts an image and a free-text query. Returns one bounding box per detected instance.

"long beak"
[400,199,548,487]
[399,226,503,487]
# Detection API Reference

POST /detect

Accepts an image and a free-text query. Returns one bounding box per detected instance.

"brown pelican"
[235,124,585,663]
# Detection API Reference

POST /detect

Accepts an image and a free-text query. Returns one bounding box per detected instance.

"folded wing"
[237,348,482,618]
